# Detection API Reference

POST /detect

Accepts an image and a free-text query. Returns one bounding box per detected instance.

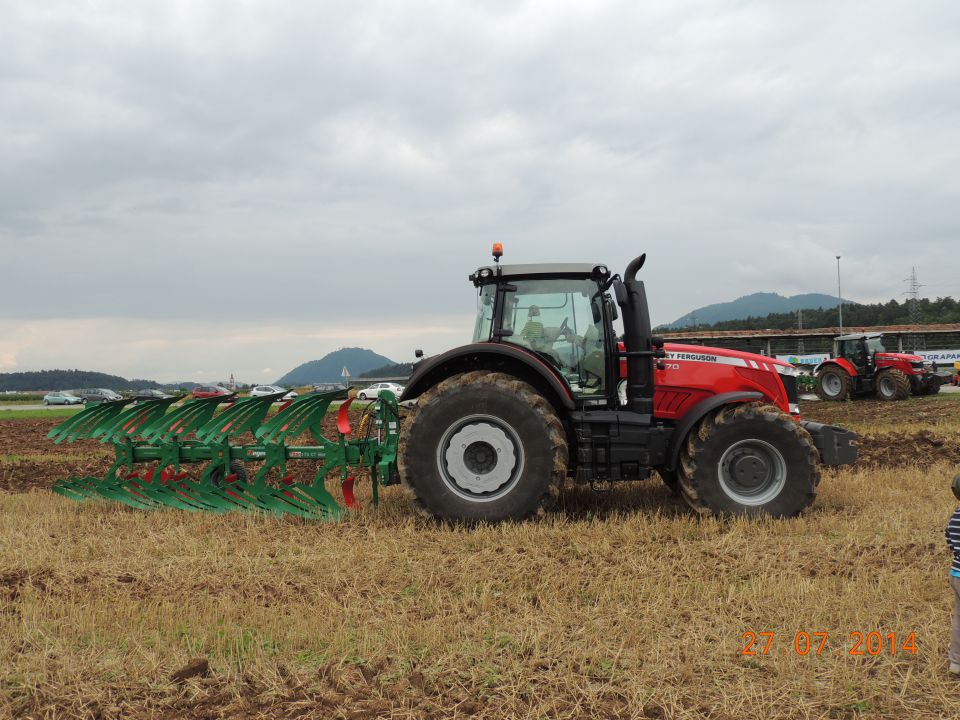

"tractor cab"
[835,333,886,374]
[470,263,617,400]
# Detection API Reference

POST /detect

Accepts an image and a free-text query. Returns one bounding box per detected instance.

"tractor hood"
[876,352,924,363]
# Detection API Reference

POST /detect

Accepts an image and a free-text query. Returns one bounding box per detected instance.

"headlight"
[774,364,800,377]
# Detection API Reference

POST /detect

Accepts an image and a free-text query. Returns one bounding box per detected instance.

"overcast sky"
[2,1,958,382]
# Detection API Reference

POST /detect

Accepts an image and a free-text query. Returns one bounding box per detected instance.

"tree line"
[0,369,164,392]
[687,297,960,332]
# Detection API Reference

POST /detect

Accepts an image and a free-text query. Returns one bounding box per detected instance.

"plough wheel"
[211,461,249,487]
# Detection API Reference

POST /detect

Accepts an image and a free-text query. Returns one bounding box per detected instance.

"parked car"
[309,383,348,394]
[191,385,234,399]
[74,388,123,404]
[134,389,172,400]
[43,391,85,406]
[249,385,298,401]
[356,382,405,400]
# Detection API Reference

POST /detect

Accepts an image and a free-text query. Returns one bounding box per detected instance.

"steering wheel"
[558,317,572,341]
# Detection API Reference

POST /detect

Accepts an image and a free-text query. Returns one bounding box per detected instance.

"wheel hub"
[727,453,768,489]
[717,439,787,506]
[439,416,521,498]
[823,373,842,396]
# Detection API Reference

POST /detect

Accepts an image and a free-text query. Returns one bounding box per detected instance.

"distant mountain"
[276,348,397,386]
[0,369,166,392]
[661,292,849,329]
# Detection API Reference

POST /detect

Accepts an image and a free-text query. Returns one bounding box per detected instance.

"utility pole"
[836,256,843,337]
[904,266,925,350]
[797,309,804,355]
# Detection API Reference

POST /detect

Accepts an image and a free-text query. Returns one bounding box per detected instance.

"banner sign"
[777,349,960,366]
[913,349,960,363]
[775,353,830,366]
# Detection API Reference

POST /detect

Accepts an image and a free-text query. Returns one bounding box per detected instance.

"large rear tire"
[815,367,851,401]
[875,369,910,401]
[399,371,567,523]
[678,403,819,518]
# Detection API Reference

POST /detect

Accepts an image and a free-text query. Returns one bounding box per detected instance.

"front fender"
[400,343,575,410]
[813,358,858,377]
[664,391,763,471]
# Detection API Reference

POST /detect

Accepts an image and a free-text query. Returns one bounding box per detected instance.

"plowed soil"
[800,394,959,428]
[800,395,960,468]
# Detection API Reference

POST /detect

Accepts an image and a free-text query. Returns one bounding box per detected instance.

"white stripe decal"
[666,352,750,368]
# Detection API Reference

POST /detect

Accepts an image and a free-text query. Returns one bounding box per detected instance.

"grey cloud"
[1,0,959,339]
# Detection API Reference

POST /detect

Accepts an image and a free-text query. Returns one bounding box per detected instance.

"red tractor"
[813,332,941,402]
[398,250,857,522]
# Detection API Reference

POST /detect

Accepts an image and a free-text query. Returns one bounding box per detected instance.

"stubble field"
[1,396,959,719]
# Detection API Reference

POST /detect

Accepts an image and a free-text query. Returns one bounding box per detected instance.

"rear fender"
[400,343,575,412]
[813,358,857,377]
[664,391,763,472]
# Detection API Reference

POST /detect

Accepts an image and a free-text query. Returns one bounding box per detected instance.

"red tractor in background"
[814,332,941,402]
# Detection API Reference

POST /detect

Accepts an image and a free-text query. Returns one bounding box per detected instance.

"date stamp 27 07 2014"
[741,631,918,657]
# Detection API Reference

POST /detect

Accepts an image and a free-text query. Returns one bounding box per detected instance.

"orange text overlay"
[741,631,918,657]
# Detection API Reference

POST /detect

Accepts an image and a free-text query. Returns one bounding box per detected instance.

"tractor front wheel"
[678,403,819,518]
[399,371,567,523]
[875,369,910,401]
[815,367,851,401]
[921,376,942,396]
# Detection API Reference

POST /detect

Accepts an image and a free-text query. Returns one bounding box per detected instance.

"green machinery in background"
[47,389,401,519]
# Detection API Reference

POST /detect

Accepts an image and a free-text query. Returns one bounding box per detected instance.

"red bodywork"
[874,352,926,374]
[618,342,795,421]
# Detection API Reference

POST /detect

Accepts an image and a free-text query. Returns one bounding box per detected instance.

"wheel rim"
[437,414,524,501]
[879,376,895,397]
[716,438,787,506]
[822,372,842,396]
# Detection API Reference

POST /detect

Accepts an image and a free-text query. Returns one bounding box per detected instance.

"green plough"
[47,389,401,519]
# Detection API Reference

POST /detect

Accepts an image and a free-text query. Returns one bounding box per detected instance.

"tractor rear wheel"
[815,367,851,401]
[399,371,567,523]
[875,369,910,401]
[678,403,819,518]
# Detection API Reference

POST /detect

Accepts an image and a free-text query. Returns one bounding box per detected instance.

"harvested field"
[1,402,959,718]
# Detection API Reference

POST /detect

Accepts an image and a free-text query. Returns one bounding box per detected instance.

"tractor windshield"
[474,278,607,396]
[865,337,885,354]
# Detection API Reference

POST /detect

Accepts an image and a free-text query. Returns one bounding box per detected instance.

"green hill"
[663,292,847,329]
[276,348,397,385]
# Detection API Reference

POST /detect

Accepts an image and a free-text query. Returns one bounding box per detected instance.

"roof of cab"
[469,263,611,286]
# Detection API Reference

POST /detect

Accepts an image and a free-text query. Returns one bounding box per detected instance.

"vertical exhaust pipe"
[622,255,654,415]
